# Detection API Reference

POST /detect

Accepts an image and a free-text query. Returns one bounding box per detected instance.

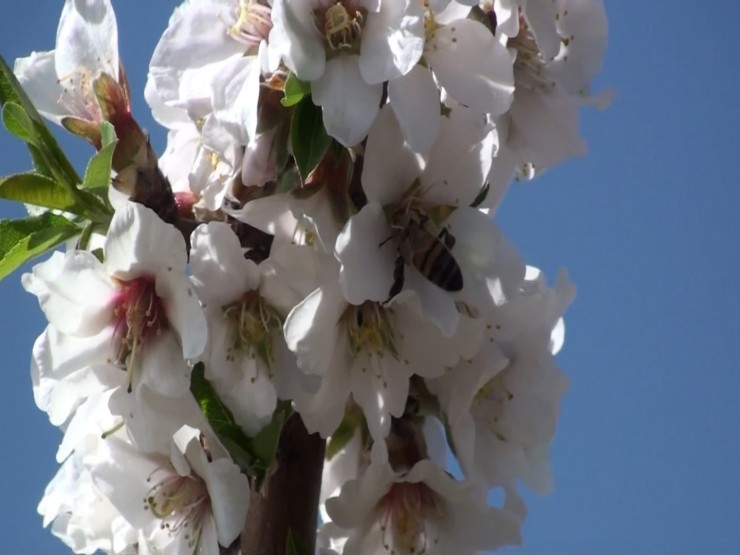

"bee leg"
[386,256,405,302]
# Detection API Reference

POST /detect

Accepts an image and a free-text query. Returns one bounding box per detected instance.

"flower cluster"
[13,0,607,553]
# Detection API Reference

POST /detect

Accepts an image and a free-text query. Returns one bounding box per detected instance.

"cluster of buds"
[10,0,607,553]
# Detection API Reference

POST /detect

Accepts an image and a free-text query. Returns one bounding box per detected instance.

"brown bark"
[240,414,326,555]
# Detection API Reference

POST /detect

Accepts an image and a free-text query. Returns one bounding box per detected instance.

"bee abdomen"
[416,244,463,292]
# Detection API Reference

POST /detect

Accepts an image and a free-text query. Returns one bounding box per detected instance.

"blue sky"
[2,1,740,553]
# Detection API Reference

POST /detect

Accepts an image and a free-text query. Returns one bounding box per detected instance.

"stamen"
[315,2,365,50]
[229,0,273,49]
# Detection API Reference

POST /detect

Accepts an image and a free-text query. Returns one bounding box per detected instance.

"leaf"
[190,363,258,470]
[2,102,35,143]
[100,121,116,147]
[326,406,362,460]
[281,73,311,108]
[250,400,291,466]
[82,137,117,190]
[290,97,331,181]
[0,172,78,212]
[0,55,80,187]
[0,214,81,281]
[190,364,292,482]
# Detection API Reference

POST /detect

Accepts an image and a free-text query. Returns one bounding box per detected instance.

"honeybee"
[383,201,463,301]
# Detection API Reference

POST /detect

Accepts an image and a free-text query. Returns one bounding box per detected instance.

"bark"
[240,414,326,555]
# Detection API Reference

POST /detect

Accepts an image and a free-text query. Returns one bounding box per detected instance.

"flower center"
[144,466,210,552]
[56,68,104,122]
[509,16,556,92]
[112,276,167,392]
[378,482,442,554]
[229,0,273,50]
[315,1,365,50]
[473,372,514,441]
[222,290,283,374]
[344,301,398,359]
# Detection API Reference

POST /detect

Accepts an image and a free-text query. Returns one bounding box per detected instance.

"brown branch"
[241,414,326,555]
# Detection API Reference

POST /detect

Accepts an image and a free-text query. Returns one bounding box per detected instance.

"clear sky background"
[1,1,739,553]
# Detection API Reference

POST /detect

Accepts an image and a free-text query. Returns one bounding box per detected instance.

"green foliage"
[281,73,311,108]
[0,56,116,282]
[326,405,364,460]
[0,214,81,280]
[190,363,293,484]
[290,96,332,182]
[0,172,78,212]
[0,56,80,189]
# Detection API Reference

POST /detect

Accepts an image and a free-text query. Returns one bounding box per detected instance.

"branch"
[240,414,326,555]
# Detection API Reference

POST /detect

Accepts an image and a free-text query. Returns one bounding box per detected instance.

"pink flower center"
[378,482,442,554]
[112,276,167,391]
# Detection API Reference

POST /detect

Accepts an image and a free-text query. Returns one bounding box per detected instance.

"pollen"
[229,0,272,50]
[344,301,399,359]
[316,1,365,50]
[222,290,282,373]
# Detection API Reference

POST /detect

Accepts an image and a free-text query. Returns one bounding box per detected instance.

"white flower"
[87,425,250,554]
[424,4,515,117]
[284,255,468,446]
[483,0,609,205]
[23,202,207,449]
[271,0,425,146]
[14,0,120,126]
[429,268,575,493]
[322,446,521,554]
[189,221,320,435]
[39,452,136,554]
[335,104,498,336]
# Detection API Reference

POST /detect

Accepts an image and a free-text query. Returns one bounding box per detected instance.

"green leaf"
[0,214,81,281]
[0,55,80,187]
[0,172,78,211]
[250,400,291,465]
[326,406,363,460]
[281,73,311,108]
[190,364,292,482]
[190,363,257,470]
[290,97,331,181]
[100,120,117,148]
[83,137,117,190]
[2,102,35,143]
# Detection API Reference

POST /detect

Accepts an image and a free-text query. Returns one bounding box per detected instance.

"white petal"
[387,64,440,153]
[55,0,119,79]
[104,202,187,282]
[190,222,260,306]
[284,287,345,375]
[359,0,424,84]
[335,203,396,305]
[312,56,382,147]
[23,251,117,336]
[426,19,514,115]
[201,457,250,546]
[421,106,497,206]
[270,0,325,80]
[362,104,423,206]
[14,51,68,123]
